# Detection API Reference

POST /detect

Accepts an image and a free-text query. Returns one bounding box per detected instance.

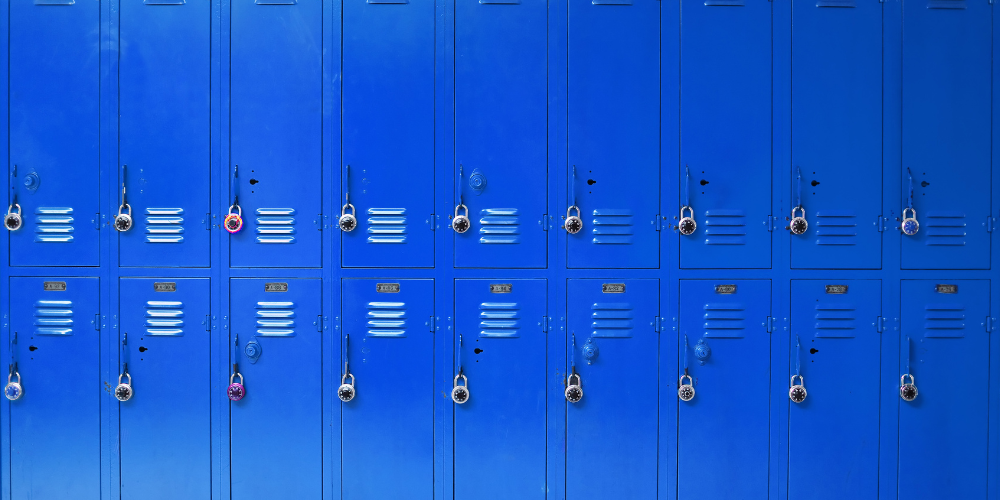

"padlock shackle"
[790,374,804,386]
[900,373,915,385]
[7,203,20,216]
[902,207,916,220]
[680,205,694,219]
[679,374,693,386]
[791,206,805,219]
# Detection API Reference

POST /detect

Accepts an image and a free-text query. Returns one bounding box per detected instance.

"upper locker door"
[119,2,211,267]
[791,2,882,269]
[901,1,991,269]
[9,1,100,267]
[119,279,211,500]
[454,0,547,268]
[342,0,435,268]
[567,279,658,498]
[679,1,771,269]
[899,280,990,499]
[231,1,322,268]
[678,280,770,500]
[454,279,547,499]
[9,277,100,499]
[566,0,659,269]
[341,279,434,499]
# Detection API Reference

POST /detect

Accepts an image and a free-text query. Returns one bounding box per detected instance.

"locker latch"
[765,316,774,333]
[540,316,549,332]
[986,316,995,333]
[876,316,885,333]
[986,216,995,234]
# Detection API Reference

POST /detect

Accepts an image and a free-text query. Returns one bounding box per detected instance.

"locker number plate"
[490,284,512,294]
[715,285,737,294]
[43,281,66,291]
[377,283,400,293]
[265,282,288,292]
[825,285,848,294]
[154,282,177,292]
[935,284,958,294]
[602,284,625,294]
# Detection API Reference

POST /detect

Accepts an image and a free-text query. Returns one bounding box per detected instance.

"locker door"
[566,1,659,269]
[789,280,880,499]
[341,279,434,499]
[119,278,211,500]
[230,279,322,499]
[454,279,546,498]
[567,279,658,498]
[454,1,547,268]
[678,280,770,499]
[679,1,771,269]
[901,2,991,269]
[119,1,211,267]
[9,277,100,499]
[230,1,322,268]
[899,280,990,498]
[9,2,100,267]
[342,0,435,268]
[791,2,882,270]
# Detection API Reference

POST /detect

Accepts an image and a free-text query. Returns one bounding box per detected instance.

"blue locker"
[899,280,990,498]
[679,1,772,269]
[9,277,100,499]
[900,2,991,269]
[341,279,435,499]
[119,1,211,268]
[789,280,881,499]
[566,0,660,269]
[678,280,770,499]
[790,2,882,270]
[230,278,322,498]
[454,1,547,269]
[230,1,322,268]
[9,1,100,267]
[567,279,658,498]
[119,278,211,500]
[342,0,435,268]
[454,279,547,499]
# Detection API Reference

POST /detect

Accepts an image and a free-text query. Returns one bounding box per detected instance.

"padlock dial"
[565,386,583,403]
[225,214,243,233]
[4,383,22,401]
[902,219,919,236]
[678,385,695,402]
[339,214,357,232]
[789,386,807,403]
[679,218,696,236]
[900,384,918,401]
[790,218,807,235]
[114,214,132,232]
[565,217,582,234]
[115,384,133,402]
[4,214,21,231]
[452,216,470,233]
[338,384,356,402]
[451,386,469,404]
[228,384,245,401]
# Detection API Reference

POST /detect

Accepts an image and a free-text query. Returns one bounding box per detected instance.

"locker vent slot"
[366,301,407,337]
[478,208,520,245]
[924,211,967,246]
[927,0,966,9]
[145,301,185,336]
[34,0,77,4]
[255,301,296,336]
[367,208,407,244]
[33,207,74,243]
[591,302,634,338]
[702,302,746,338]
[255,208,297,244]
[145,208,185,244]
[34,300,74,336]
[813,211,857,246]
[813,302,857,338]
[702,209,746,245]
[816,0,855,6]
[923,303,966,337]
[479,302,520,338]
[590,209,634,245]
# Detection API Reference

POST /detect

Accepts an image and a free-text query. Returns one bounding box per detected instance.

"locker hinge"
[877,215,886,232]
[95,313,101,331]
[428,214,435,231]
[654,215,662,231]
[765,316,774,333]
[541,316,549,332]
[314,215,323,231]
[876,316,885,333]
[205,315,211,332]
[204,213,212,231]
[766,216,774,232]
[541,215,548,231]
[654,316,663,332]
[987,316,995,333]
[94,214,101,230]
[428,316,436,332]
[316,315,323,332]
[986,216,995,233]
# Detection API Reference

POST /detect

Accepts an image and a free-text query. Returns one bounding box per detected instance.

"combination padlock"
[225,205,243,234]
[114,373,133,402]
[339,202,357,232]
[451,373,470,404]
[565,372,583,403]
[4,204,22,231]
[900,374,918,402]
[227,372,246,401]
[4,372,22,401]
[678,206,697,236]
[452,204,471,233]
[564,206,583,234]
[114,204,133,232]
[338,373,356,402]
[678,374,695,402]
[789,206,808,235]
[901,207,919,236]
[789,374,807,403]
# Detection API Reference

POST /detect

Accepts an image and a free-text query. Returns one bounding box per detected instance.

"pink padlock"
[228,372,246,401]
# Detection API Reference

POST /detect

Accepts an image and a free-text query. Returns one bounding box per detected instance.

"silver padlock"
[678,205,696,236]
[451,373,470,404]
[900,373,918,402]
[452,204,471,233]
[565,372,583,403]
[114,204,133,232]
[225,204,244,234]
[678,374,695,402]
[901,207,919,236]
[4,372,22,401]
[338,373,356,402]
[115,373,133,402]
[789,374,807,403]
[4,204,22,231]
[339,202,357,232]
[789,206,808,235]
[227,372,246,402]
[564,205,583,234]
